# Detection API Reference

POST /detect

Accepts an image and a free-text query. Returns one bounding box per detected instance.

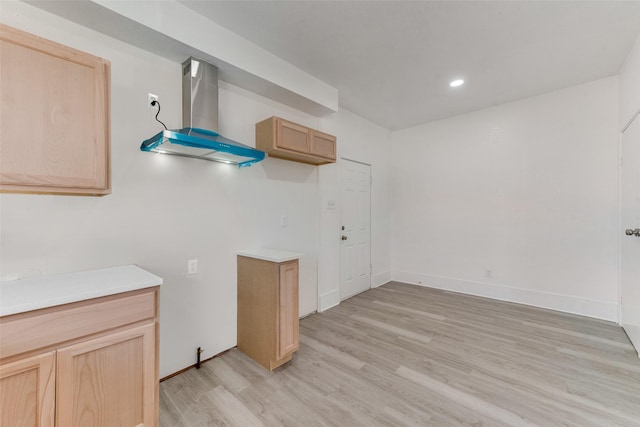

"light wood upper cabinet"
[0,24,111,196]
[237,256,299,371]
[0,287,159,427]
[256,116,336,165]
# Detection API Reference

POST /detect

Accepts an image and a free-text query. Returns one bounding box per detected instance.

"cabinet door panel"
[0,351,55,427]
[0,24,110,195]
[276,120,310,154]
[277,262,299,359]
[56,323,156,427]
[310,130,336,160]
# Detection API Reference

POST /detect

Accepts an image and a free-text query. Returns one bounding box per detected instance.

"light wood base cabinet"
[237,256,299,371]
[0,287,159,427]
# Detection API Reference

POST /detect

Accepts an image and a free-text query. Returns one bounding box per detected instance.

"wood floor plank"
[160,282,640,426]
[396,365,541,427]
[207,385,265,427]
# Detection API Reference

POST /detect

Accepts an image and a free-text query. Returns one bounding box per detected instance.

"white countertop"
[0,265,163,316]
[237,248,302,263]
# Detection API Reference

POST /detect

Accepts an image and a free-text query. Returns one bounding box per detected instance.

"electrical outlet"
[280,215,287,227]
[148,93,159,108]
[188,259,198,275]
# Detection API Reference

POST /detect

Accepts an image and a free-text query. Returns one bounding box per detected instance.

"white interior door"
[621,114,640,356]
[340,159,371,300]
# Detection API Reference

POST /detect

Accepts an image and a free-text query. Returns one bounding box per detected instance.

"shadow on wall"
[261,157,317,183]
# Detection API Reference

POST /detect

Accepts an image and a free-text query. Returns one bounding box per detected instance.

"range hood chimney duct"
[140,57,265,167]
[182,58,219,132]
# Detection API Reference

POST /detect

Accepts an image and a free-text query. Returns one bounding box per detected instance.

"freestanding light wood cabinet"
[0,266,161,427]
[0,24,111,195]
[237,250,300,371]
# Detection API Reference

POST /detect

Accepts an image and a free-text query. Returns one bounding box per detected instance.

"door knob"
[625,228,640,237]
[341,235,348,240]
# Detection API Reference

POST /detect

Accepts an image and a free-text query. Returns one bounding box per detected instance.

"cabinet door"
[0,24,110,196]
[276,119,310,154]
[0,351,55,427]
[56,323,156,427]
[309,130,336,160]
[277,262,299,359]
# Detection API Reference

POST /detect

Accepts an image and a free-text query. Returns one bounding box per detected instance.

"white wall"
[619,33,640,130]
[0,1,391,377]
[391,77,620,321]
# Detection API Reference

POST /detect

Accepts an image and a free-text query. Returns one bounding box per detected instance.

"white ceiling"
[179,1,640,130]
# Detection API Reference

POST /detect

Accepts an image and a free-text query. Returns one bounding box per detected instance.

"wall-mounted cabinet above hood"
[140,58,265,168]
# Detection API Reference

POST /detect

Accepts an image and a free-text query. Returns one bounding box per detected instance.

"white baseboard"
[372,271,391,288]
[319,289,340,312]
[319,271,390,313]
[391,271,619,322]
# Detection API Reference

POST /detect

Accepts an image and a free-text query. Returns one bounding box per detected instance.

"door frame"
[618,108,640,325]
[339,157,372,301]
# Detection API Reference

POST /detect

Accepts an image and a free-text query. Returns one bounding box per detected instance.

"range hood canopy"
[140,58,265,168]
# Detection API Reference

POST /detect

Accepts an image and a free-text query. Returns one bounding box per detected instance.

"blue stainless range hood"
[140,58,265,168]
[141,128,264,168]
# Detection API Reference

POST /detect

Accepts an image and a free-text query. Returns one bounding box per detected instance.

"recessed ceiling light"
[449,79,465,88]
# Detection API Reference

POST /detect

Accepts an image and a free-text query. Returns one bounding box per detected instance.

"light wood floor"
[159,282,640,426]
